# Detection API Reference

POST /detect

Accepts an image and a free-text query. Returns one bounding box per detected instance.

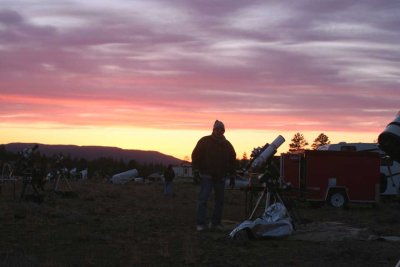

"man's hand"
[229,175,235,189]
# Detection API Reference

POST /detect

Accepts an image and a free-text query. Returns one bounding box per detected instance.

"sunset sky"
[1,0,399,161]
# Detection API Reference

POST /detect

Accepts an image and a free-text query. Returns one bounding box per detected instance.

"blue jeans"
[196,176,225,226]
[164,181,173,196]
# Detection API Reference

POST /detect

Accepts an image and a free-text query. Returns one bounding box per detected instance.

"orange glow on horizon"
[0,122,382,161]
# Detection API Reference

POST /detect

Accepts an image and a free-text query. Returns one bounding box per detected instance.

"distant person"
[192,120,236,231]
[163,165,175,197]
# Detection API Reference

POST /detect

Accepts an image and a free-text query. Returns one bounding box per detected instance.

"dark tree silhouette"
[289,132,309,152]
[312,133,331,150]
[240,152,249,169]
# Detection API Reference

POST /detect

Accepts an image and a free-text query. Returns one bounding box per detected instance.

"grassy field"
[1,179,400,267]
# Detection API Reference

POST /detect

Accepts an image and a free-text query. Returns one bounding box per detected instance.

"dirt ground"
[1,179,400,267]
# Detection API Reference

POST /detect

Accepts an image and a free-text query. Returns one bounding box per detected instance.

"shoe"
[208,223,225,231]
[196,225,206,232]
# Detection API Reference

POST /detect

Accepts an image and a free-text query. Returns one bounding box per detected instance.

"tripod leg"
[275,192,300,230]
[54,175,60,192]
[245,189,256,218]
[245,189,249,218]
[32,183,40,196]
[248,188,268,220]
[20,181,27,201]
[265,191,271,211]
[63,176,72,191]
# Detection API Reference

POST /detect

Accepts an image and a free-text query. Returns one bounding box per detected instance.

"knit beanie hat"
[213,120,225,131]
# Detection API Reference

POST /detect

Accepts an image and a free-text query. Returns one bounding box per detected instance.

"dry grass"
[0,179,400,267]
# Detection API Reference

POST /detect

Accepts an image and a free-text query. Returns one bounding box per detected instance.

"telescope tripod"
[20,172,44,203]
[247,184,300,230]
[53,171,72,193]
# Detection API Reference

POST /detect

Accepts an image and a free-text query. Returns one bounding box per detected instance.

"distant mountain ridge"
[3,143,182,165]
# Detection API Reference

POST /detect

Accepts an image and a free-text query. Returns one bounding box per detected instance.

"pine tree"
[289,132,309,152]
[311,133,331,150]
[240,152,249,169]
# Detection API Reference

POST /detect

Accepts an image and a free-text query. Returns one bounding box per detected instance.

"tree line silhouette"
[0,145,166,180]
[288,132,331,152]
[239,133,332,163]
[1,133,332,180]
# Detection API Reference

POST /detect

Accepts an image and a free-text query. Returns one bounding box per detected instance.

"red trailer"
[280,150,381,207]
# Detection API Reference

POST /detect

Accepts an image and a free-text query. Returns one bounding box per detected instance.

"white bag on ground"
[229,202,293,239]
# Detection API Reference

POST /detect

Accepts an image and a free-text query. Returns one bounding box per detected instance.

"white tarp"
[111,169,138,184]
[80,169,88,180]
[229,202,293,239]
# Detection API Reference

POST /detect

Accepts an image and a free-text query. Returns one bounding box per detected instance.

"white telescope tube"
[251,135,285,168]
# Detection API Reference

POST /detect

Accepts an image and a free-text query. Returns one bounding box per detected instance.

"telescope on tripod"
[230,135,297,239]
[52,154,73,194]
[18,144,44,201]
[245,135,289,220]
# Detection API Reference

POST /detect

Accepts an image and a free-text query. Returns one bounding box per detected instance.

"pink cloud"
[0,1,399,136]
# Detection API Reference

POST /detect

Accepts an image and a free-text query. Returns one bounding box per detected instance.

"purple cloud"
[0,0,399,134]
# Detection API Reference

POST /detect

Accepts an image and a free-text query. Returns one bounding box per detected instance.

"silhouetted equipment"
[379,111,400,163]
[248,135,285,170]
[18,144,45,202]
[242,135,300,228]
[52,154,73,195]
[1,162,17,198]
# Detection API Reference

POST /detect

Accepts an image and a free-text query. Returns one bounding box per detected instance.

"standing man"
[192,120,236,231]
[163,164,175,197]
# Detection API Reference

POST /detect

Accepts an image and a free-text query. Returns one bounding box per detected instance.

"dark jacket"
[191,134,236,179]
[164,167,175,182]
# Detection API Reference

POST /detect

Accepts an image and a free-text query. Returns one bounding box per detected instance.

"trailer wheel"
[327,191,347,208]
